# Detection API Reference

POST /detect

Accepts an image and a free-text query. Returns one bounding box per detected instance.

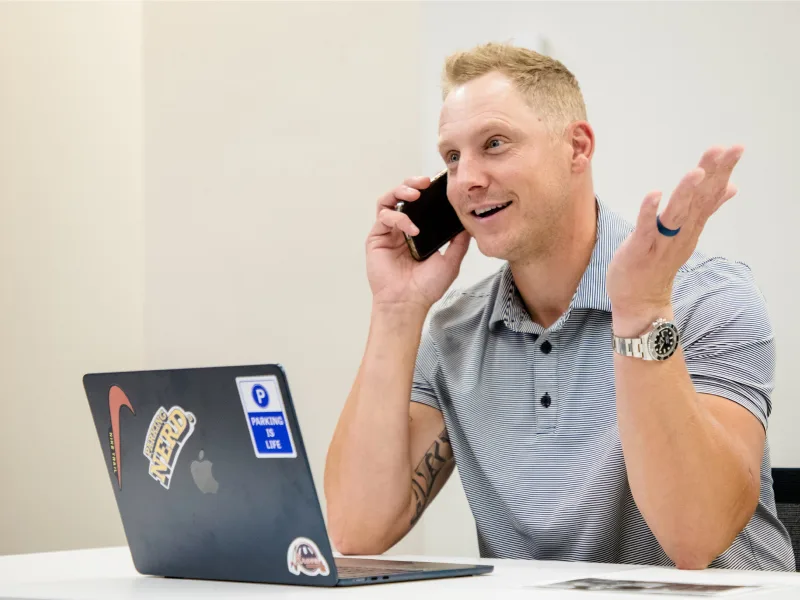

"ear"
[569,121,594,174]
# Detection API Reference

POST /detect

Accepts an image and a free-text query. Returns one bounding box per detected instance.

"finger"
[690,146,724,212]
[694,146,744,219]
[378,207,420,237]
[697,146,726,178]
[442,230,471,268]
[633,191,662,249]
[403,175,431,190]
[710,146,744,193]
[658,167,705,231]
[367,215,392,239]
[715,145,744,176]
[714,182,738,212]
[369,203,414,238]
[376,184,423,216]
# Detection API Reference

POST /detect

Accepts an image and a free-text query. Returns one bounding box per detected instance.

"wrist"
[368,302,429,356]
[612,303,675,338]
[371,301,429,327]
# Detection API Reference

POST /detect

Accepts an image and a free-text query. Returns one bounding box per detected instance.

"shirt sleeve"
[676,260,775,431]
[410,324,442,411]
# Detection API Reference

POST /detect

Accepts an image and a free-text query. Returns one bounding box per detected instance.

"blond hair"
[441,41,587,135]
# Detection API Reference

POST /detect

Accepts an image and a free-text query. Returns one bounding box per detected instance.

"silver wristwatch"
[612,318,680,361]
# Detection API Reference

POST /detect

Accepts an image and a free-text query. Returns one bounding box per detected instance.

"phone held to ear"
[394,170,465,261]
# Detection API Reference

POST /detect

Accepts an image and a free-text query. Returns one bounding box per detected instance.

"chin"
[474,236,515,261]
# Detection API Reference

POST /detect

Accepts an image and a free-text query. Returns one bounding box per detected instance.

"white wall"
[0,2,143,554]
[416,0,800,557]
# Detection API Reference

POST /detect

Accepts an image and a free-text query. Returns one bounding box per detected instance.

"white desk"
[0,546,798,599]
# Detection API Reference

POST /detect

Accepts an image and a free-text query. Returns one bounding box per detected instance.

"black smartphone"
[394,170,465,261]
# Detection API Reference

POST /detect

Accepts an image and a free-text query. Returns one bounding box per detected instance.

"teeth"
[475,202,509,216]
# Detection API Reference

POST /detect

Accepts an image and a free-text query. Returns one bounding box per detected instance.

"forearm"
[324,303,428,552]
[613,307,759,569]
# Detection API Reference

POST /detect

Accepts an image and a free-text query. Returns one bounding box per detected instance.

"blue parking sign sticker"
[235,375,297,458]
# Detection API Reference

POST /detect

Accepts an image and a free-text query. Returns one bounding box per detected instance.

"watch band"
[612,318,680,361]
[612,335,647,359]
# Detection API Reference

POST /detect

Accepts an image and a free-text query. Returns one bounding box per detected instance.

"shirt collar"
[489,196,633,333]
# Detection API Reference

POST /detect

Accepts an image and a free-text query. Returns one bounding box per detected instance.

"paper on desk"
[529,577,766,597]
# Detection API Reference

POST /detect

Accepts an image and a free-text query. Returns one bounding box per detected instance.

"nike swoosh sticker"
[108,386,135,489]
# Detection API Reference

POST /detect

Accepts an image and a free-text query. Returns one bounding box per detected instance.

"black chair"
[772,468,800,571]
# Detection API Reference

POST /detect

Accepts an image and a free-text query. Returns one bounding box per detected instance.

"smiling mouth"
[472,201,512,219]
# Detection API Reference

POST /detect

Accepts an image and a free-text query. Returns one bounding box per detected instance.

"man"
[324,42,794,570]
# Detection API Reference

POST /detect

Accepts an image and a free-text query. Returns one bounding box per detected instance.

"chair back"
[772,468,800,571]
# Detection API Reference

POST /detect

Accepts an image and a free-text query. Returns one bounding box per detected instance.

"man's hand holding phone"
[367,175,470,313]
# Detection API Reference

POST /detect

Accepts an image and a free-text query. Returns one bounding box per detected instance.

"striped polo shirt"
[411,197,795,570]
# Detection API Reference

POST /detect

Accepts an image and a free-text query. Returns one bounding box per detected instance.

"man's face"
[438,71,574,263]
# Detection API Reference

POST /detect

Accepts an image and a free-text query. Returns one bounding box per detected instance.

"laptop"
[83,363,493,587]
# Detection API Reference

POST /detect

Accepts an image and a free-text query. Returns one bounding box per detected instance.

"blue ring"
[656,214,681,237]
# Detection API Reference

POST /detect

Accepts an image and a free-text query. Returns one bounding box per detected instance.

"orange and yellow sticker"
[143,405,197,489]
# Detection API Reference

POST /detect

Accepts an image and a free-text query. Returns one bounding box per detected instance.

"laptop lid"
[83,364,340,587]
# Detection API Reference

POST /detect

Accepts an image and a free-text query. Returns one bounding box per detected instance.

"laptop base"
[334,557,493,586]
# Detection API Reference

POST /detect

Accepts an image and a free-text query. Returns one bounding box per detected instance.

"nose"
[453,154,489,196]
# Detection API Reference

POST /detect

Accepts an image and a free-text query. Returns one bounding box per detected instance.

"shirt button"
[541,393,552,408]
[541,340,553,354]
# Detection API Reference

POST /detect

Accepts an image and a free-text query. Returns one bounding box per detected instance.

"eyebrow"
[437,121,515,154]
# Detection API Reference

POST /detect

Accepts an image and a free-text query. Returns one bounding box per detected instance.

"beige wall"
[2,0,798,559]
[0,2,143,554]
[140,0,425,555]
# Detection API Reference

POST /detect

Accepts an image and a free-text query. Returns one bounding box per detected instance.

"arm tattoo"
[410,428,452,526]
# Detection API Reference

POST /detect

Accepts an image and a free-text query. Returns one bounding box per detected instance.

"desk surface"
[0,546,798,599]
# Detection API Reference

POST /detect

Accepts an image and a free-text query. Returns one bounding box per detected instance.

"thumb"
[443,230,471,270]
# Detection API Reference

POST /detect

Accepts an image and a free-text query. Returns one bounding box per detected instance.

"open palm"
[607,145,743,314]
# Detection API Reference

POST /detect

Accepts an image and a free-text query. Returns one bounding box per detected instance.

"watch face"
[648,322,680,360]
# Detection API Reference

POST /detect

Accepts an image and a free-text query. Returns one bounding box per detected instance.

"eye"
[447,151,459,163]
[487,138,505,150]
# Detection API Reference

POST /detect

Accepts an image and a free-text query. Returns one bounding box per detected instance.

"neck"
[510,193,598,329]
